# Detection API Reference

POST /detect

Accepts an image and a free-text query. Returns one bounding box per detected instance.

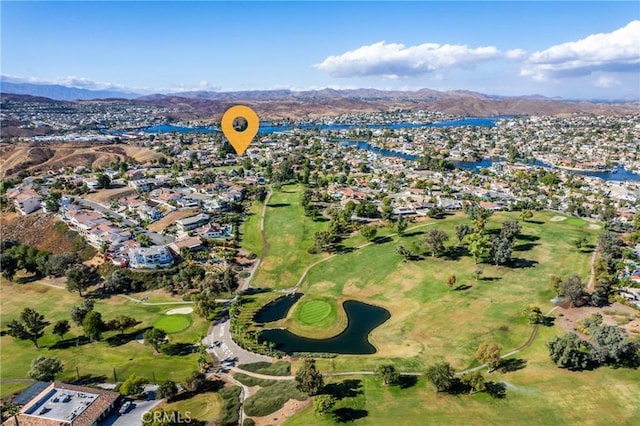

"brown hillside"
[0,212,75,254]
[0,142,162,177]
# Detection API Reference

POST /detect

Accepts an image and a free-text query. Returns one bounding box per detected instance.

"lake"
[141,117,498,135]
[258,300,391,355]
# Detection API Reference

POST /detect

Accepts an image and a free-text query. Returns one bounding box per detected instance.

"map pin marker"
[221,105,259,156]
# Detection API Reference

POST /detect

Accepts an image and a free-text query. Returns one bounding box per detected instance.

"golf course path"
[587,248,598,293]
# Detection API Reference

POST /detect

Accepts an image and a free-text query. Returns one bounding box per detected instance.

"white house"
[128,245,173,269]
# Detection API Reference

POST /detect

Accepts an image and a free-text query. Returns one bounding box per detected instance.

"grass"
[154,315,192,334]
[285,354,640,426]
[219,386,242,426]
[243,380,308,417]
[238,361,291,376]
[240,197,640,424]
[162,391,224,424]
[297,299,333,324]
[249,184,328,289]
[283,297,346,339]
[0,280,209,394]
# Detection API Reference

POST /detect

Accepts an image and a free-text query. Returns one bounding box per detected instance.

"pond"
[252,293,302,323]
[258,300,391,355]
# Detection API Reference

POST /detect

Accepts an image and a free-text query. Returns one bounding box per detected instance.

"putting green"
[297,299,332,324]
[154,315,191,333]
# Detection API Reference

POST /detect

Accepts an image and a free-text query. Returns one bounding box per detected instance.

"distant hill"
[0,81,140,101]
[2,87,638,120]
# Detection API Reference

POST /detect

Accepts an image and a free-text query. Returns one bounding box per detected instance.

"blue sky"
[1,1,639,99]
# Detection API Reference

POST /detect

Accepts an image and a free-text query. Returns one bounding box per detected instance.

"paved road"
[205,316,271,366]
[99,385,161,426]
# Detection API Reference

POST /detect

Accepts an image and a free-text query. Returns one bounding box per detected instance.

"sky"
[1,1,639,100]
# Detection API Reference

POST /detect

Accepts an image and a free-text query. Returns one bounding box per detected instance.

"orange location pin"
[221,105,259,155]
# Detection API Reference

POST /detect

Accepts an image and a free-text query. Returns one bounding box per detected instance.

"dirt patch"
[147,208,201,232]
[550,216,568,222]
[0,212,76,254]
[555,302,640,337]
[85,186,138,203]
[587,224,601,230]
[251,397,312,426]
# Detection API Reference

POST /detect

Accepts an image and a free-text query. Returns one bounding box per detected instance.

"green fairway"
[154,315,192,333]
[297,299,332,324]
[249,184,328,289]
[161,391,223,424]
[0,281,209,397]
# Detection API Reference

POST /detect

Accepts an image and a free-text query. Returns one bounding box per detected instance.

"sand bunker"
[166,307,194,315]
[549,216,568,222]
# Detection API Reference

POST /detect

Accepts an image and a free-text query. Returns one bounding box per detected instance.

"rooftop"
[24,388,98,422]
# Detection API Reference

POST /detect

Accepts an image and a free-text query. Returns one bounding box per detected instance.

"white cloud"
[521,20,640,80]
[315,41,515,78]
[594,75,621,88]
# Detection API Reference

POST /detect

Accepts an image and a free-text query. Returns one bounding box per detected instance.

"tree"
[104,269,133,294]
[120,374,148,396]
[424,361,455,393]
[0,252,18,280]
[375,364,399,386]
[446,274,456,290]
[490,237,512,265]
[83,311,105,341]
[522,305,543,325]
[144,328,167,353]
[66,265,92,297]
[182,371,206,393]
[158,380,178,401]
[53,319,70,340]
[547,332,592,370]
[455,224,472,245]
[7,308,48,347]
[97,173,111,189]
[460,371,486,394]
[591,324,638,366]
[500,219,521,241]
[476,342,502,372]
[465,232,490,264]
[255,186,268,203]
[549,275,562,296]
[559,275,588,307]
[27,356,63,381]
[423,228,449,257]
[360,225,377,242]
[314,394,336,415]
[519,210,533,222]
[44,253,80,277]
[3,402,20,426]
[112,315,137,335]
[395,215,408,236]
[295,359,324,396]
[71,299,94,326]
[354,201,378,218]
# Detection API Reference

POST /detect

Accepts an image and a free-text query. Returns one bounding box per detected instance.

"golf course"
[240,184,640,425]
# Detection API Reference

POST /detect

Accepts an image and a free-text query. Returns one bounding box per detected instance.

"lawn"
[297,299,333,324]
[249,184,328,289]
[283,211,598,370]
[154,315,192,333]
[162,391,224,424]
[285,322,640,425]
[0,281,209,398]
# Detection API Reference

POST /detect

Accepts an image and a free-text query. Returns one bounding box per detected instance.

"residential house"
[176,213,210,233]
[128,245,173,269]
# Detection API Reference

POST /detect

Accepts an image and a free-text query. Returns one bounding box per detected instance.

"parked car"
[119,401,133,414]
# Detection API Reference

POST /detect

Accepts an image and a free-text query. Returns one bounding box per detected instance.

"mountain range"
[1,80,638,119]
